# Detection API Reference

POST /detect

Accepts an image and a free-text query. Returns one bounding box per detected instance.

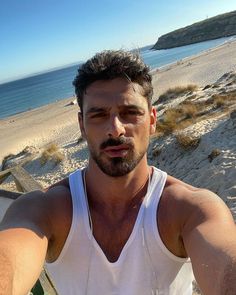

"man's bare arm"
[182,190,236,295]
[0,191,51,295]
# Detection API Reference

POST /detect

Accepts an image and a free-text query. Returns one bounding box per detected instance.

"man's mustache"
[100,137,133,149]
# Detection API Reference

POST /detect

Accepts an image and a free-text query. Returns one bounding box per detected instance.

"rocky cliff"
[152,10,236,50]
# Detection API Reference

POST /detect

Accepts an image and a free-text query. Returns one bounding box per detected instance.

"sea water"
[0,36,234,119]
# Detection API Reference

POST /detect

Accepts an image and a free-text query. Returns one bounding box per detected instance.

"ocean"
[0,36,234,119]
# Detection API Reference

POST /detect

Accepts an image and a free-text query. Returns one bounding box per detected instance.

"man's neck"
[84,158,151,211]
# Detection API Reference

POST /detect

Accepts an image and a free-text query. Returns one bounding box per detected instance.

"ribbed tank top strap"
[68,167,87,233]
[69,167,85,211]
[145,167,167,207]
[48,168,85,265]
[45,168,85,267]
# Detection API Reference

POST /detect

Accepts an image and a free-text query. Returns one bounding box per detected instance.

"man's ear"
[78,112,86,139]
[150,106,157,135]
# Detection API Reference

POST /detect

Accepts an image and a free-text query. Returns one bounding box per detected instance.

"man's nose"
[107,115,125,137]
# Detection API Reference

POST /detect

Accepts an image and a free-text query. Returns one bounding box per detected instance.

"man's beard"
[88,137,148,177]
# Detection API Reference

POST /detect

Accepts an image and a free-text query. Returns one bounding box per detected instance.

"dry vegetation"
[156,102,199,136]
[175,134,201,150]
[211,90,236,108]
[155,87,236,138]
[213,96,226,108]
[152,147,162,157]
[40,143,64,165]
[157,84,198,103]
[208,149,221,162]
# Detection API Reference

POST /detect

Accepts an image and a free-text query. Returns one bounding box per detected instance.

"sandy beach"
[152,39,236,98]
[0,98,79,164]
[1,39,236,166]
[0,39,235,194]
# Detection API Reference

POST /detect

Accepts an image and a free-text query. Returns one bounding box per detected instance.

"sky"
[0,0,235,83]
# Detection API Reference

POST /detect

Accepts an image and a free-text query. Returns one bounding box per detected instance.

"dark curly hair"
[73,50,153,112]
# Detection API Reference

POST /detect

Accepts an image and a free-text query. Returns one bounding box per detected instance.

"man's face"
[79,78,156,177]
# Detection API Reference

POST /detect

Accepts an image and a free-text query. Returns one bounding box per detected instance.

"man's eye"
[122,110,142,116]
[129,110,140,115]
[90,113,107,119]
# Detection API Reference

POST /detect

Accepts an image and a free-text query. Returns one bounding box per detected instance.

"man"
[0,50,236,295]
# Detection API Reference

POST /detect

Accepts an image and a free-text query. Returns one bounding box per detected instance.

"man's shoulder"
[1,178,72,229]
[14,177,72,214]
[45,177,72,218]
[0,178,73,263]
[163,174,219,204]
[157,174,232,258]
[46,176,70,191]
[161,174,231,227]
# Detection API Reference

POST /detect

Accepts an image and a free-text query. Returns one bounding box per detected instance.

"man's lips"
[102,144,129,157]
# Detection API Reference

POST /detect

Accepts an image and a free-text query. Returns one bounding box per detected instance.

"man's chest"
[90,207,141,263]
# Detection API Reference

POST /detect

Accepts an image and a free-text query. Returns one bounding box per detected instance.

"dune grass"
[175,134,201,150]
[157,84,198,103]
[155,88,236,138]
[40,143,64,165]
[211,91,236,108]
[156,101,199,136]
[208,149,221,162]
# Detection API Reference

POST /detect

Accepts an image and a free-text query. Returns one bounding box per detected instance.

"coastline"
[150,36,235,74]
[152,38,236,98]
[0,97,79,164]
[1,39,236,164]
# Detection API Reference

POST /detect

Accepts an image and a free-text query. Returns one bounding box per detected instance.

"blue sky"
[0,0,235,83]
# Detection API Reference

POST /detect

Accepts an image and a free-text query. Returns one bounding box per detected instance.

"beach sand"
[1,39,236,166]
[0,98,79,164]
[152,39,236,98]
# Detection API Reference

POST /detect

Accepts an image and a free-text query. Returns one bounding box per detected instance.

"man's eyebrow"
[86,105,145,114]
[121,104,145,111]
[86,107,108,114]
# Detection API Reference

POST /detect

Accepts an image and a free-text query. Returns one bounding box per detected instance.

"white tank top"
[46,167,193,295]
